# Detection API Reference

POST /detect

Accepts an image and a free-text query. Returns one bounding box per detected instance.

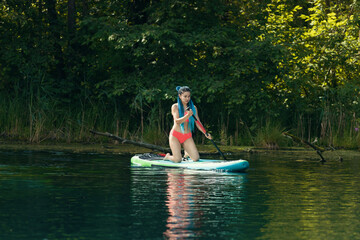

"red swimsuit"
[171,111,192,143]
[172,130,192,144]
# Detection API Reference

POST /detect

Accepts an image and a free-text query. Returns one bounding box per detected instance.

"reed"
[0,97,27,139]
[2,92,359,150]
[255,120,290,149]
[235,119,256,146]
[0,94,133,143]
[143,124,168,146]
[332,131,359,149]
[330,118,360,149]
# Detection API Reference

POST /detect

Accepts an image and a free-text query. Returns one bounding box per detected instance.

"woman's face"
[179,91,191,105]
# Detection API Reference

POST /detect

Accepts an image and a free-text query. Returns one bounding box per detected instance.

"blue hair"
[176,86,196,133]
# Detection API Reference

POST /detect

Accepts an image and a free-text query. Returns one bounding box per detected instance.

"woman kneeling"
[164,86,212,163]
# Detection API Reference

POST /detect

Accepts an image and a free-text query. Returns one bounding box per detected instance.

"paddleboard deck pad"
[131,153,249,172]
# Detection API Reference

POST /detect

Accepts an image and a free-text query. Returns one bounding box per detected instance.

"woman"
[164,86,212,163]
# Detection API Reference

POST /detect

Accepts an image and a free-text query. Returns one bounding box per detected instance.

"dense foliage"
[1,0,360,148]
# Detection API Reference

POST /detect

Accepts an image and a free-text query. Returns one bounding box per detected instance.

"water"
[0,150,359,239]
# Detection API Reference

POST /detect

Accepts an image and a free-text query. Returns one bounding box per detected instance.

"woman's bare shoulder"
[171,103,179,117]
[171,103,178,110]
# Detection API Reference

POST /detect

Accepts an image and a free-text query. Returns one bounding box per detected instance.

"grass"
[1,96,360,152]
[254,121,291,149]
[143,124,168,146]
[0,96,129,143]
[332,129,360,149]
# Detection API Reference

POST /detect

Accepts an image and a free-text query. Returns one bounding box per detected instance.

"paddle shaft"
[187,107,227,160]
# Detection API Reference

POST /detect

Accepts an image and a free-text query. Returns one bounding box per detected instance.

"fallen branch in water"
[90,130,171,153]
[282,132,327,162]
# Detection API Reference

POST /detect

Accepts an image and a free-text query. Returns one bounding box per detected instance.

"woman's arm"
[172,104,192,125]
[194,106,212,139]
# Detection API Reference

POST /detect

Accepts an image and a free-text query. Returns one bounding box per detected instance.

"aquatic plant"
[255,121,290,149]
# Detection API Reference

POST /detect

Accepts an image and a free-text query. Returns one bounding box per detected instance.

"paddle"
[187,106,227,160]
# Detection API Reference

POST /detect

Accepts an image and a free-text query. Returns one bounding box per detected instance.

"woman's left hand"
[205,133,212,140]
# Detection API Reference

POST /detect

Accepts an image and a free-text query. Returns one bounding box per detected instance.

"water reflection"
[250,153,360,240]
[130,167,248,239]
[161,169,247,239]
[163,170,199,239]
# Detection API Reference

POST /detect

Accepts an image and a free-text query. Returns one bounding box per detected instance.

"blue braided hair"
[176,86,196,133]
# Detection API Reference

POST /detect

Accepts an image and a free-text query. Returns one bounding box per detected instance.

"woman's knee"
[171,151,182,163]
[172,156,182,163]
[191,153,200,161]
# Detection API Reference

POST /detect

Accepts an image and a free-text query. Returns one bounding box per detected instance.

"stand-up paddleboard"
[131,153,249,172]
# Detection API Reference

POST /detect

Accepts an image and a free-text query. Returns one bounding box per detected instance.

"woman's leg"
[183,150,189,159]
[183,138,200,161]
[164,133,182,163]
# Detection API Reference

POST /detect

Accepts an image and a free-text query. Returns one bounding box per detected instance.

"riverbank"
[0,140,358,162]
[0,140,255,155]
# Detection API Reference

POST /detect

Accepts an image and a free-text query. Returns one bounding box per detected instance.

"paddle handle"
[187,106,226,160]
[210,139,227,160]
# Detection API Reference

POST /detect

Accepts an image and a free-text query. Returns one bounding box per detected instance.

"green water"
[0,150,359,239]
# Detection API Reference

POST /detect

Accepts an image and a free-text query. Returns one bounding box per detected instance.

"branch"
[283,132,326,162]
[90,130,171,153]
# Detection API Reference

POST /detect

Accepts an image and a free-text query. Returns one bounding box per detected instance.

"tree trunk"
[68,0,76,36]
[45,0,65,79]
[82,0,89,17]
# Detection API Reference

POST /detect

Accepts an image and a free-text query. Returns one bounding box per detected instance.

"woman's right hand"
[205,133,212,140]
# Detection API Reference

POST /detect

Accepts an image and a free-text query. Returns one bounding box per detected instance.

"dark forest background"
[1,0,360,149]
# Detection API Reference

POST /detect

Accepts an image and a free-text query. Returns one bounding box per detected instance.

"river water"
[0,149,359,239]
